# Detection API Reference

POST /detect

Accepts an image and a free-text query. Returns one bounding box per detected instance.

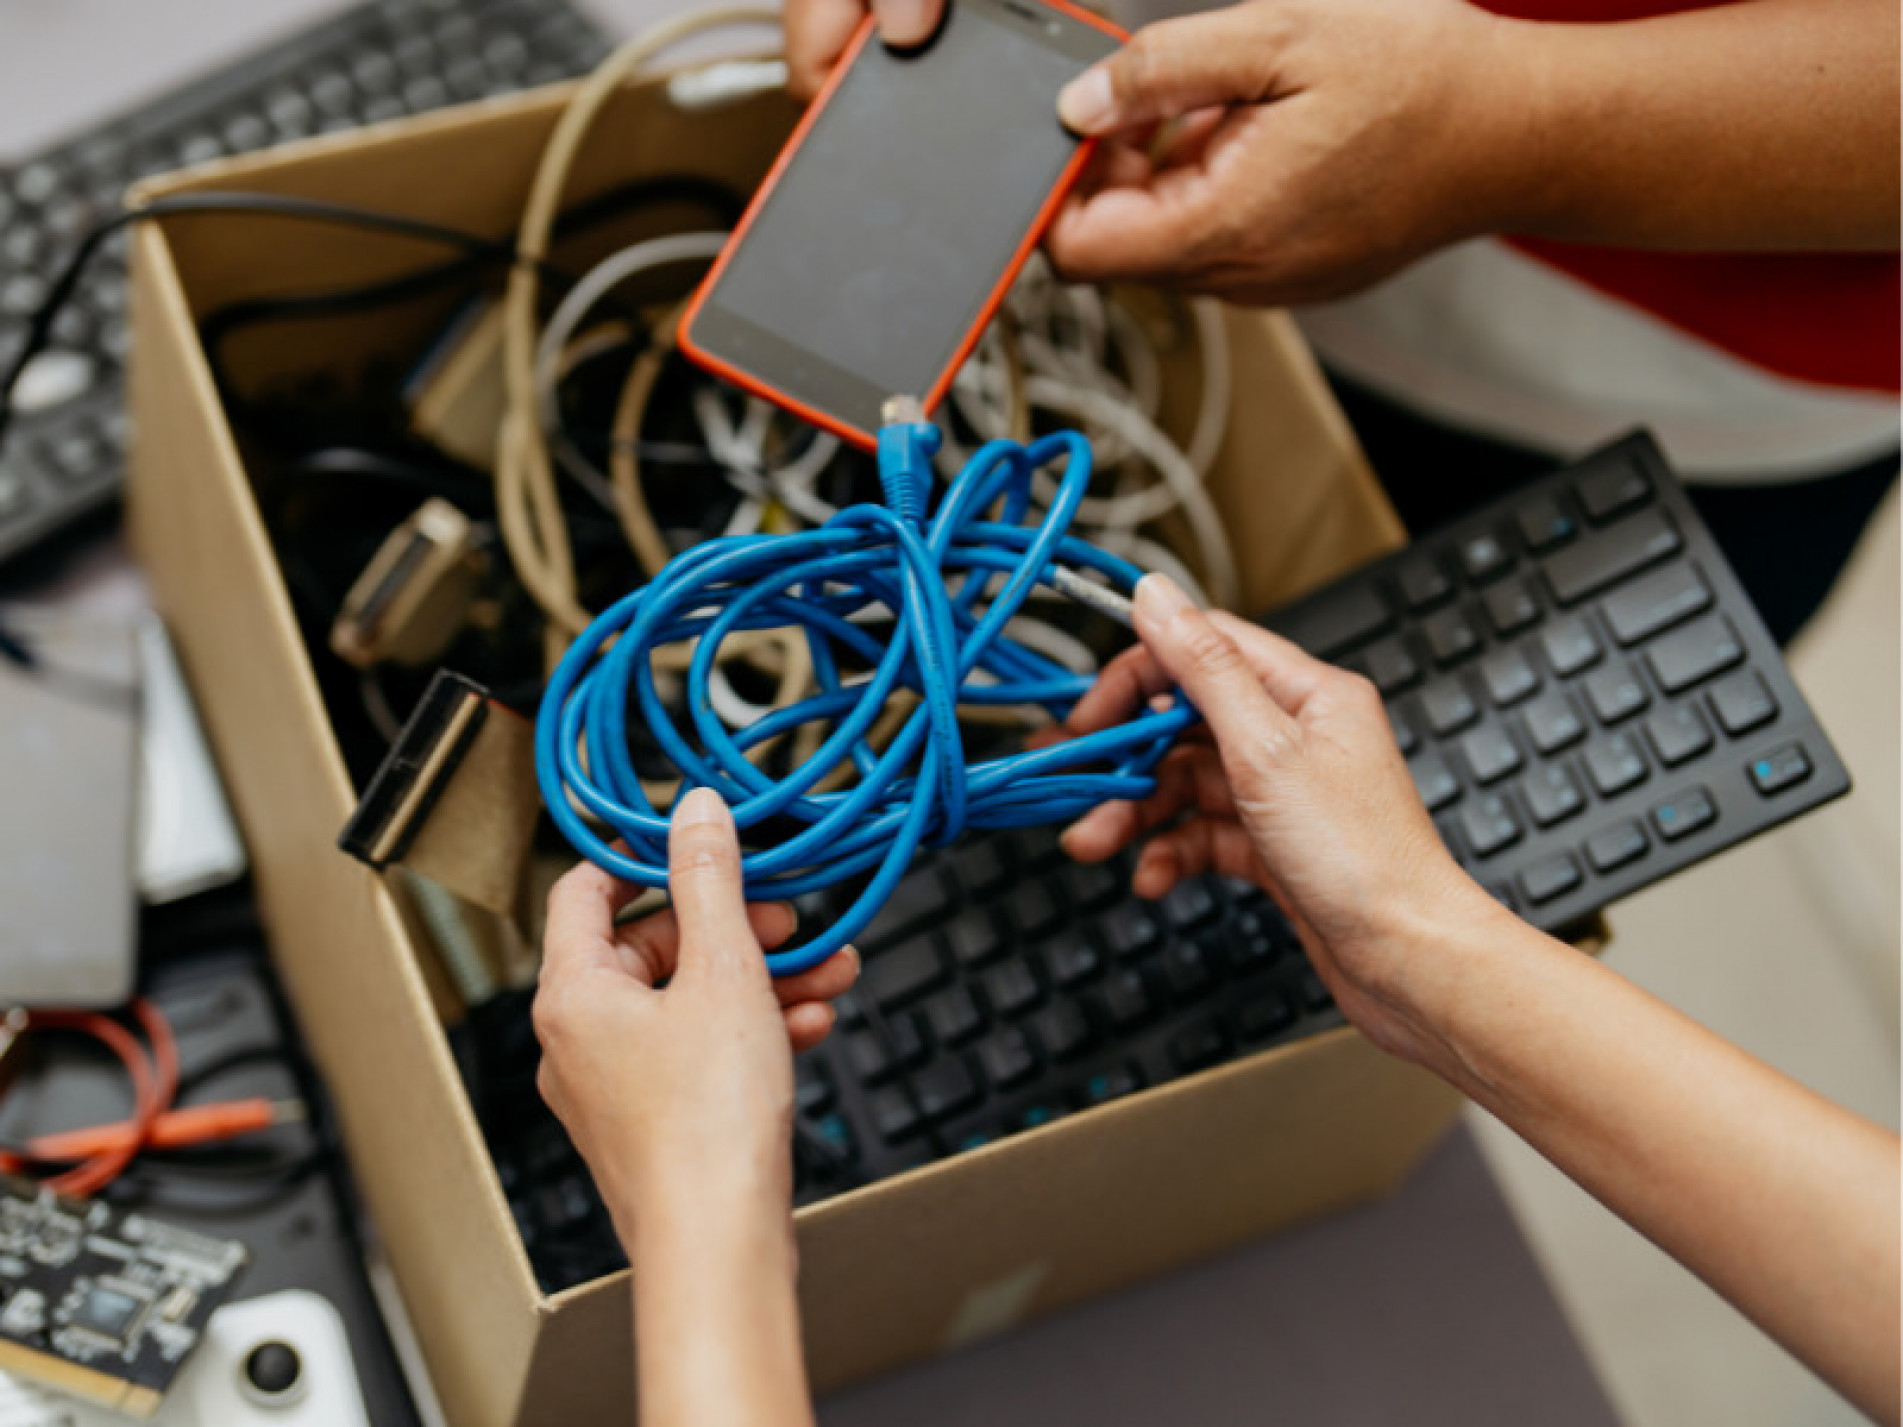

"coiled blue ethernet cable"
[534,409,1194,976]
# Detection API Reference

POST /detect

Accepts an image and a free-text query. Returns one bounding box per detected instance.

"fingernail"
[673,786,726,828]
[1136,572,1194,619]
[1057,66,1116,134]
[875,0,935,45]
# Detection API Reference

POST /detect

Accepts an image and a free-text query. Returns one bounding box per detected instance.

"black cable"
[0,190,543,452]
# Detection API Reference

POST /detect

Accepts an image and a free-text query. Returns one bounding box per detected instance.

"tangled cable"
[536,417,1194,975]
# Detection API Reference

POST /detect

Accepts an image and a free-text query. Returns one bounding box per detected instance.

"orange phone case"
[677,1,1126,452]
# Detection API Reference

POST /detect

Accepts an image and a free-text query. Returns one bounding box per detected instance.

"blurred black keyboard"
[0,0,608,566]
[789,824,1337,1198]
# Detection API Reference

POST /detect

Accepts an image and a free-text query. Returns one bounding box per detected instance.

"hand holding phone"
[680,0,1123,449]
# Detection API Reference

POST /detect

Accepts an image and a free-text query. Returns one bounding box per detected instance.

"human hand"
[1058,575,1507,1067]
[534,789,859,1247]
[1045,0,1535,305]
[784,0,945,99]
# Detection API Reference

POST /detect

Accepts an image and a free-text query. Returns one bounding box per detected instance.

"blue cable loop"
[535,419,1194,976]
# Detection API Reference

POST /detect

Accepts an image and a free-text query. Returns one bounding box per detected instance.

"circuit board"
[0,1178,247,1418]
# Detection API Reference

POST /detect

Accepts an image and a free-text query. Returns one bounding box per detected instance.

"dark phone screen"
[702,0,1116,413]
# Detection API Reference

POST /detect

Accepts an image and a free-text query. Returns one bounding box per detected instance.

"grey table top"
[0,5,1621,1422]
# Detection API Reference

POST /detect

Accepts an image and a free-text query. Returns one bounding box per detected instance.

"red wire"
[2,998,180,1199]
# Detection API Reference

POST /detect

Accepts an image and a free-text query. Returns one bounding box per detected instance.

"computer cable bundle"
[944,258,1239,610]
[536,409,1194,976]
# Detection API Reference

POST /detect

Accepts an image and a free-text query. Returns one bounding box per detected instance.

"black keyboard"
[0,0,609,567]
[1267,432,1849,932]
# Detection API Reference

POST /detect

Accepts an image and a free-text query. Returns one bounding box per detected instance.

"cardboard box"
[126,67,1470,1427]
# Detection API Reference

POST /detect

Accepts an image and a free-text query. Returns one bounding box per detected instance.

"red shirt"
[1474,0,1899,394]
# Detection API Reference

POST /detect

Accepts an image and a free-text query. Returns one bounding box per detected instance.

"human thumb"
[1057,11,1274,135]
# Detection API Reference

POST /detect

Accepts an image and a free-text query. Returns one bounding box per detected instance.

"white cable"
[533,229,731,500]
[1025,373,1239,608]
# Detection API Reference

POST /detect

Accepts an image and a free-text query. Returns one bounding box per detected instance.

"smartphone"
[679,0,1124,449]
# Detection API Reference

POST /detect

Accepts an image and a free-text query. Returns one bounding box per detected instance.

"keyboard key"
[1584,662,1650,725]
[864,939,948,1010]
[1080,1064,1144,1105]
[950,839,1011,895]
[976,1027,1038,1089]
[1030,1002,1093,1061]
[1457,795,1522,859]
[1421,607,1482,665]
[1235,991,1296,1041]
[1169,1020,1231,1073]
[1644,704,1714,768]
[1515,493,1578,552]
[1585,820,1649,874]
[1584,732,1649,797]
[946,914,1004,968]
[1044,938,1103,990]
[1543,509,1681,605]
[1458,529,1513,584]
[1161,880,1218,931]
[1521,691,1587,755]
[1748,743,1813,796]
[860,867,953,945]
[1602,563,1712,646]
[1004,880,1063,938]
[1708,671,1779,737]
[1020,1104,1066,1131]
[795,1068,834,1116]
[915,1057,982,1120]
[1100,905,1161,961]
[1062,861,1122,911]
[1651,787,1717,841]
[924,986,984,1045]
[1576,462,1653,523]
[1226,911,1289,973]
[1395,555,1454,611]
[1163,940,1217,998]
[868,1088,920,1143]
[1539,615,1603,677]
[1410,753,1461,812]
[1420,679,1479,736]
[1518,852,1583,906]
[845,1014,926,1084]
[1480,647,1541,707]
[1645,616,1744,695]
[1099,968,1157,1029]
[1389,705,1419,755]
[1361,634,1421,694]
[1521,764,1585,828]
[1299,970,1334,1011]
[1483,577,1541,637]
[982,960,1042,1017]
[1275,581,1393,658]
[1458,726,1523,786]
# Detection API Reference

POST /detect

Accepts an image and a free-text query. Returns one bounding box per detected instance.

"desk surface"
[0,5,1621,1423]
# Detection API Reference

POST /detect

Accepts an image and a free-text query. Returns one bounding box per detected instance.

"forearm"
[1487,0,1899,250]
[627,1176,813,1427]
[1394,897,1900,1422]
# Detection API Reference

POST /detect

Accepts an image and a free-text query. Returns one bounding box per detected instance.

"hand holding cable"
[537,412,1193,975]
